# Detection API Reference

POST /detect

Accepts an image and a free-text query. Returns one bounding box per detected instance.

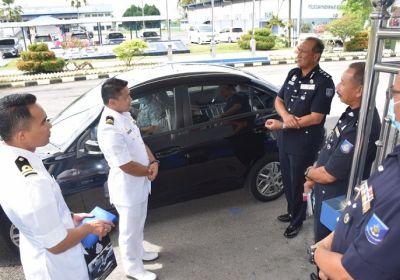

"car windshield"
[0,39,15,45]
[72,33,88,40]
[49,84,104,151]
[232,28,243,33]
[143,31,158,37]
[35,36,52,42]
[109,33,123,39]
[199,26,213,32]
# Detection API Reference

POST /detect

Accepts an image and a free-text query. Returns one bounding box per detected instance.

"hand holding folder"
[80,207,118,248]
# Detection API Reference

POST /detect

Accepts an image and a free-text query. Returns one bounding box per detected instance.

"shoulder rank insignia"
[15,156,37,177]
[105,115,114,125]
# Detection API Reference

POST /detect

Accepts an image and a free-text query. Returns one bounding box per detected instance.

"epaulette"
[105,116,114,125]
[15,156,37,177]
[318,69,332,79]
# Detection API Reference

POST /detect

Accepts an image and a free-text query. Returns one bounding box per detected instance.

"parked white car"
[188,25,217,44]
[218,27,244,43]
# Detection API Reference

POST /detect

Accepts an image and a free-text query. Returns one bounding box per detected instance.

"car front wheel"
[247,155,283,201]
[0,214,19,255]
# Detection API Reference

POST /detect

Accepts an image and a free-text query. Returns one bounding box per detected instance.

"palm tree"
[1,0,22,22]
[69,0,87,18]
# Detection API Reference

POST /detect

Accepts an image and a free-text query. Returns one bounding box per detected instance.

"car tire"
[0,213,19,255]
[247,154,283,202]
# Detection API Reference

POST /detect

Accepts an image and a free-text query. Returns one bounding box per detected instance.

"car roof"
[117,64,260,87]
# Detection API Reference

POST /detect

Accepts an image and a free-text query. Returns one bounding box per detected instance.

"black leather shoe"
[310,272,320,280]
[284,224,302,238]
[277,213,291,222]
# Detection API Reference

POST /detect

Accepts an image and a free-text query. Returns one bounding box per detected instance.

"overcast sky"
[14,0,181,19]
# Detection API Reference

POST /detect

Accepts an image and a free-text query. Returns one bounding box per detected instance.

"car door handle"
[155,146,182,157]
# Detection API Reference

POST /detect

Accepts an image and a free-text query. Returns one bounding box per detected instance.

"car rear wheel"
[247,155,283,201]
[0,214,19,255]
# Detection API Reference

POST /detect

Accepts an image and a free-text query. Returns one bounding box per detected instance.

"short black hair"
[349,62,366,86]
[0,93,37,141]
[101,78,129,105]
[305,37,325,55]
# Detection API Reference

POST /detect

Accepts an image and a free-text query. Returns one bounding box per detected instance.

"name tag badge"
[300,84,316,90]
[288,81,294,85]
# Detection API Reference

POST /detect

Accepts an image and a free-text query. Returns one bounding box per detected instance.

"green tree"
[123,4,161,30]
[266,15,285,29]
[326,15,363,50]
[69,0,86,9]
[1,0,22,22]
[113,39,148,66]
[341,0,372,25]
[177,0,196,6]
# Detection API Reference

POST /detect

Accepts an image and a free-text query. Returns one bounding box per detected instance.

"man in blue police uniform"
[265,37,335,238]
[304,62,381,243]
[309,72,400,280]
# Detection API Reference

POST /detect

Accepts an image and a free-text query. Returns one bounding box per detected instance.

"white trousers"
[115,199,148,276]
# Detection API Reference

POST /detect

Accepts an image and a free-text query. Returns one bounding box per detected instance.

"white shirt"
[0,143,88,280]
[97,106,151,207]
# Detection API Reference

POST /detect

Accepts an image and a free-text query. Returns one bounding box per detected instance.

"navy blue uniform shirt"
[315,107,381,195]
[331,145,400,280]
[277,65,335,156]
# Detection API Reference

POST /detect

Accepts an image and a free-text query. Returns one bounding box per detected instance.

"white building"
[184,0,342,34]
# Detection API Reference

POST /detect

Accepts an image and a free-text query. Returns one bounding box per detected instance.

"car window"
[232,28,243,33]
[72,33,88,40]
[132,88,176,136]
[108,33,123,39]
[198,25,213,32]
[189,84,254,125]
[0,39,15,45]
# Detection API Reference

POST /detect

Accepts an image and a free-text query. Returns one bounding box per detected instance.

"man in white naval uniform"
[0,93,114,280]
[97,78,160,280]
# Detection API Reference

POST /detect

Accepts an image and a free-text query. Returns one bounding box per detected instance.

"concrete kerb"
[1,52,399,89]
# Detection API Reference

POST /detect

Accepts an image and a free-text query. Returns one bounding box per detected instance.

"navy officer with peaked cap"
[265,37,335,238]
[309,71,400,280]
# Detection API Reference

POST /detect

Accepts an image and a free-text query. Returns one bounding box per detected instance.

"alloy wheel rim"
[256,161,283,197]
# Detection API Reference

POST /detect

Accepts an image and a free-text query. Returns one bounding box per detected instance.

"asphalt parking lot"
[0,189,315,280]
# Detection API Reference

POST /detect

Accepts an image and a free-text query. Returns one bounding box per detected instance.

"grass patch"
[0,59,18,70]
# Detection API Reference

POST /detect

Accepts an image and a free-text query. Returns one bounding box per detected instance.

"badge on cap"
[326,88,334,98]
[106,116,114,125]
[365,213,389,245]
[15,156,37,177]
[340,139,354,154]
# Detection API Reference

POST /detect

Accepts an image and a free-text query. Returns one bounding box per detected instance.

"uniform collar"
[297,64,320,79]
[0,142,40,164]
[345,106,360,119]
[103,106,131,120]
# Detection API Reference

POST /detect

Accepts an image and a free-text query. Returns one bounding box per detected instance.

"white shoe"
[142,251,159,262]
[128,270,157,280]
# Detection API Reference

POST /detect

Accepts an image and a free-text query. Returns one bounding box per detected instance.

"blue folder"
[80,207,118,248]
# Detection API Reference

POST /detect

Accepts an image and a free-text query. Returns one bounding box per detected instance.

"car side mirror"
[84,139,103,155]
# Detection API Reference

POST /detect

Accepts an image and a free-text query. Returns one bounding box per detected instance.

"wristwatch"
[149,159,160,166]
[308,244,318,265]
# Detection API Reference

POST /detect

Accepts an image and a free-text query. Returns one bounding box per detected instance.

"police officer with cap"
[97,78,160,280]
[265,37,335,238]
[304,62,381,280]
[308,72,400,280]
[0,93,113,280]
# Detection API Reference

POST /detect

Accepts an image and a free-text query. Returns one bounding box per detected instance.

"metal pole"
[21,27,27,51]
[141,0,145,29]
[166,0,172,60]
[297,0,303,45]
[288,0,292,47]
[346,0,393,201]
[250,0,256,55]
[211,0,216,57]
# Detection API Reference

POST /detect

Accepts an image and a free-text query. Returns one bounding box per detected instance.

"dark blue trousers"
[279,150,315,227]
